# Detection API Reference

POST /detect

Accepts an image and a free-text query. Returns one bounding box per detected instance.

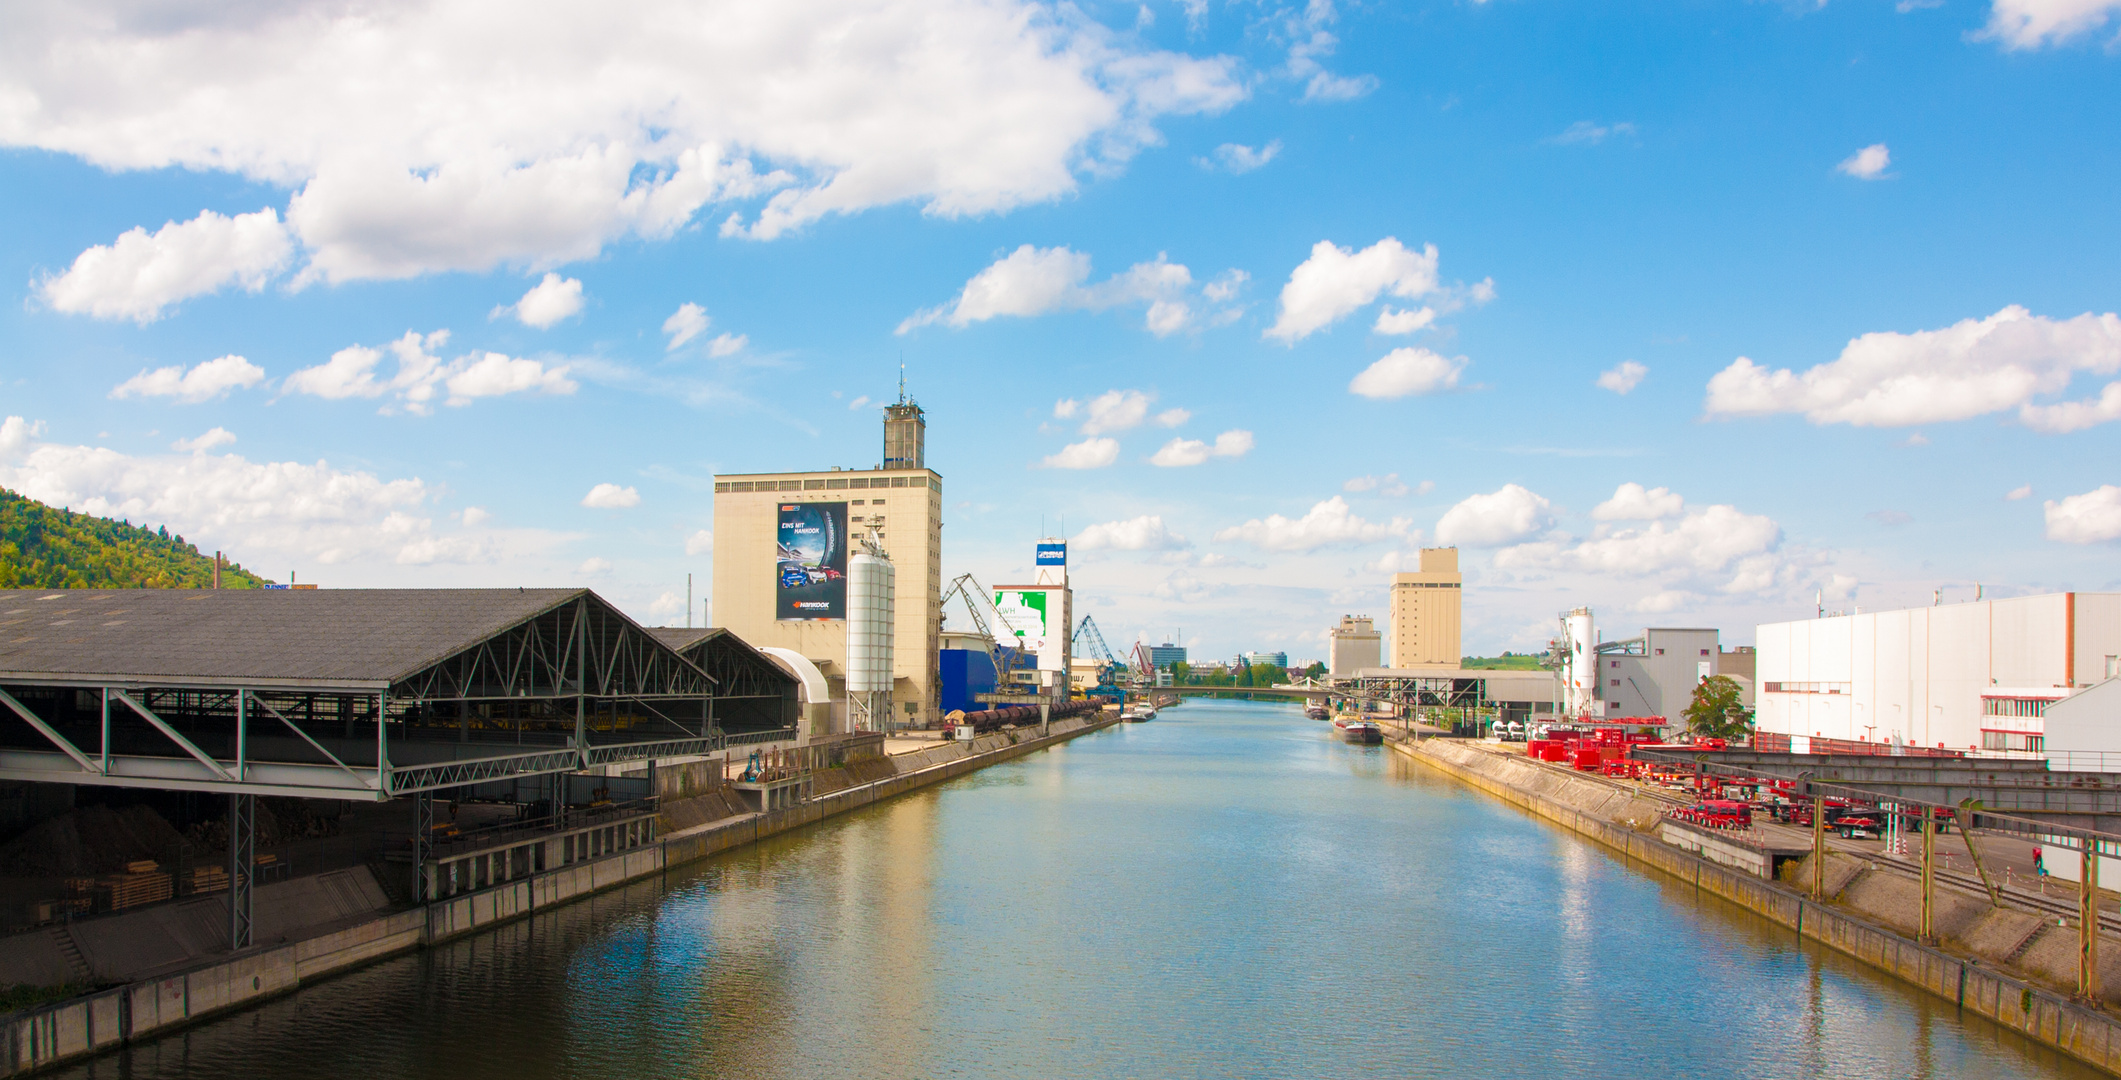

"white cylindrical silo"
[1564,607,1596,716]
[847,550,896,695]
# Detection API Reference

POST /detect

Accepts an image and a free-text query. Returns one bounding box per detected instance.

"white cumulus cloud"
[1597,360,1647,394]
[1435,484,1554,547]
[2006,484,2033,501]
[497,273,585,328]
[34,208,291,323]
[110,355,267,404]
[899,246,1198,336]
[2045,485,2121,543]
[172,427,237,453]
[1075,515,1189,550]
[282,330,575,414]
[0,418,44,460]
[1704,306,2121,430]
[664,303,710,350]
[1497,502,1792,596]
[1373,306,1436,335]
[1214,496,1407,552]
[1267,238,1439,343]
[1202,140,1281,173]
[1837,143,1892,180]
[1149,429,1253,466]
[1349,347,1465,399]
[582,483,640,508]
[1080,389,1153,434]
[686,529,714,555]
[4,0,1242,286]
[1041,437,1121,469]
[1592,483,1685,521]
[0,415,499,567]
[1982,0,2121,48]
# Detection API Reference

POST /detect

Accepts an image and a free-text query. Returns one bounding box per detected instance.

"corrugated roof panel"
[0,588,583,685]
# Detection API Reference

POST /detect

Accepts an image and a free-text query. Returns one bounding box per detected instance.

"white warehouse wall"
[1756,593,2119,752]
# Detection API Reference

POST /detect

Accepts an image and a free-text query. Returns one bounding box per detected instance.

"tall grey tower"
[883,367,925,469]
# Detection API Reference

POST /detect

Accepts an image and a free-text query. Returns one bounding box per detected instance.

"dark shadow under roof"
[0,588,586,687]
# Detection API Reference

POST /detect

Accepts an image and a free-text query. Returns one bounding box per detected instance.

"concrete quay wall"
[1400,737,2121,1077]
[0,714,1119,1077]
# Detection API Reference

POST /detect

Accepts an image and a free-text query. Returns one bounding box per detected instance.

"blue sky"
[2,0,2119,663]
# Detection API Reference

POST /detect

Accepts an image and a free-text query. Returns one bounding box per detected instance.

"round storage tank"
[847,551,896,695]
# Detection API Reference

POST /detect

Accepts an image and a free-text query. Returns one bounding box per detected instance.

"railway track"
[1846,846,2121,936]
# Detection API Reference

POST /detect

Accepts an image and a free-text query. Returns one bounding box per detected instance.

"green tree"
[0,488,269,589]
[1170,660,1191,683]
[1304,661,1327,679]
[1684,675,1753,739]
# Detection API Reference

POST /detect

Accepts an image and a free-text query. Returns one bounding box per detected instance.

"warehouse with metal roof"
[0,588,722,800]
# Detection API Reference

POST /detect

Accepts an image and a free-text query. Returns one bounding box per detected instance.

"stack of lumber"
[103,861,172,911]
[188,865,229,894]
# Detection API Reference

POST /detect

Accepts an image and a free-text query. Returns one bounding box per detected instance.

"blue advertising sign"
[1035,543,1067,566]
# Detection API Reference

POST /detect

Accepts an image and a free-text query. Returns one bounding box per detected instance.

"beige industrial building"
[710,401,943,729]
[1389,548,1462,669]
[1329,615,1381,676]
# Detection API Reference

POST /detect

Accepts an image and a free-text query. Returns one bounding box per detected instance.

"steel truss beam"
[386,748,588,795]
[582,736,720,766]
[0,685,102,776]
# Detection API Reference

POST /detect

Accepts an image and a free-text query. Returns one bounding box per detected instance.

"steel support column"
[1812,795,1826,901]
[413,789,435,904]
[228,793,254,951]
[1919,815,1936,944]
[2083,842,2102,1002]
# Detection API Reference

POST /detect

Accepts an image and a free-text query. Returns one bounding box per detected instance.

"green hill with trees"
[0,488,271,589]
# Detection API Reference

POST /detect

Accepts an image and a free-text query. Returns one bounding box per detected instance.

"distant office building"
[1240,650,1288,668]
[1329,615,1381,676]
[1148,642,1187,670]
[1390,548,1461,669]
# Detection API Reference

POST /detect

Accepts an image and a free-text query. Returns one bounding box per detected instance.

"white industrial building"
[1557,608,1753,726]
[1754,592,2121,754]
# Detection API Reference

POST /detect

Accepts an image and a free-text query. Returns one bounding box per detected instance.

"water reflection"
[47,702,2107,1080]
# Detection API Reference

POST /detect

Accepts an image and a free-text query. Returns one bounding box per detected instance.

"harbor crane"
[940,573,1031,691]
[1072,615,1131,690]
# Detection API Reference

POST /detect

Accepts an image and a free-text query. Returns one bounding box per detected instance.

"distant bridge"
[1167,684,1334,703]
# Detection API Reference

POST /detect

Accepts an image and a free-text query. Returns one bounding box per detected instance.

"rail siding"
[0,713,1121,1077]
[1400,737,2121,1076]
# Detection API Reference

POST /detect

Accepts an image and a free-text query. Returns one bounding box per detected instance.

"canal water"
[53,700,2105,1079]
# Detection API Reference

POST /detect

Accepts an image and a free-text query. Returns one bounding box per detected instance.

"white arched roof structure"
[758,647,830,705]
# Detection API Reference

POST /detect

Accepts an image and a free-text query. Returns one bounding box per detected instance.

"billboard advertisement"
[777,503,848,620]
[994,588,1066,671]
[1034,543,1067,566]
[992,589,1052,659]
